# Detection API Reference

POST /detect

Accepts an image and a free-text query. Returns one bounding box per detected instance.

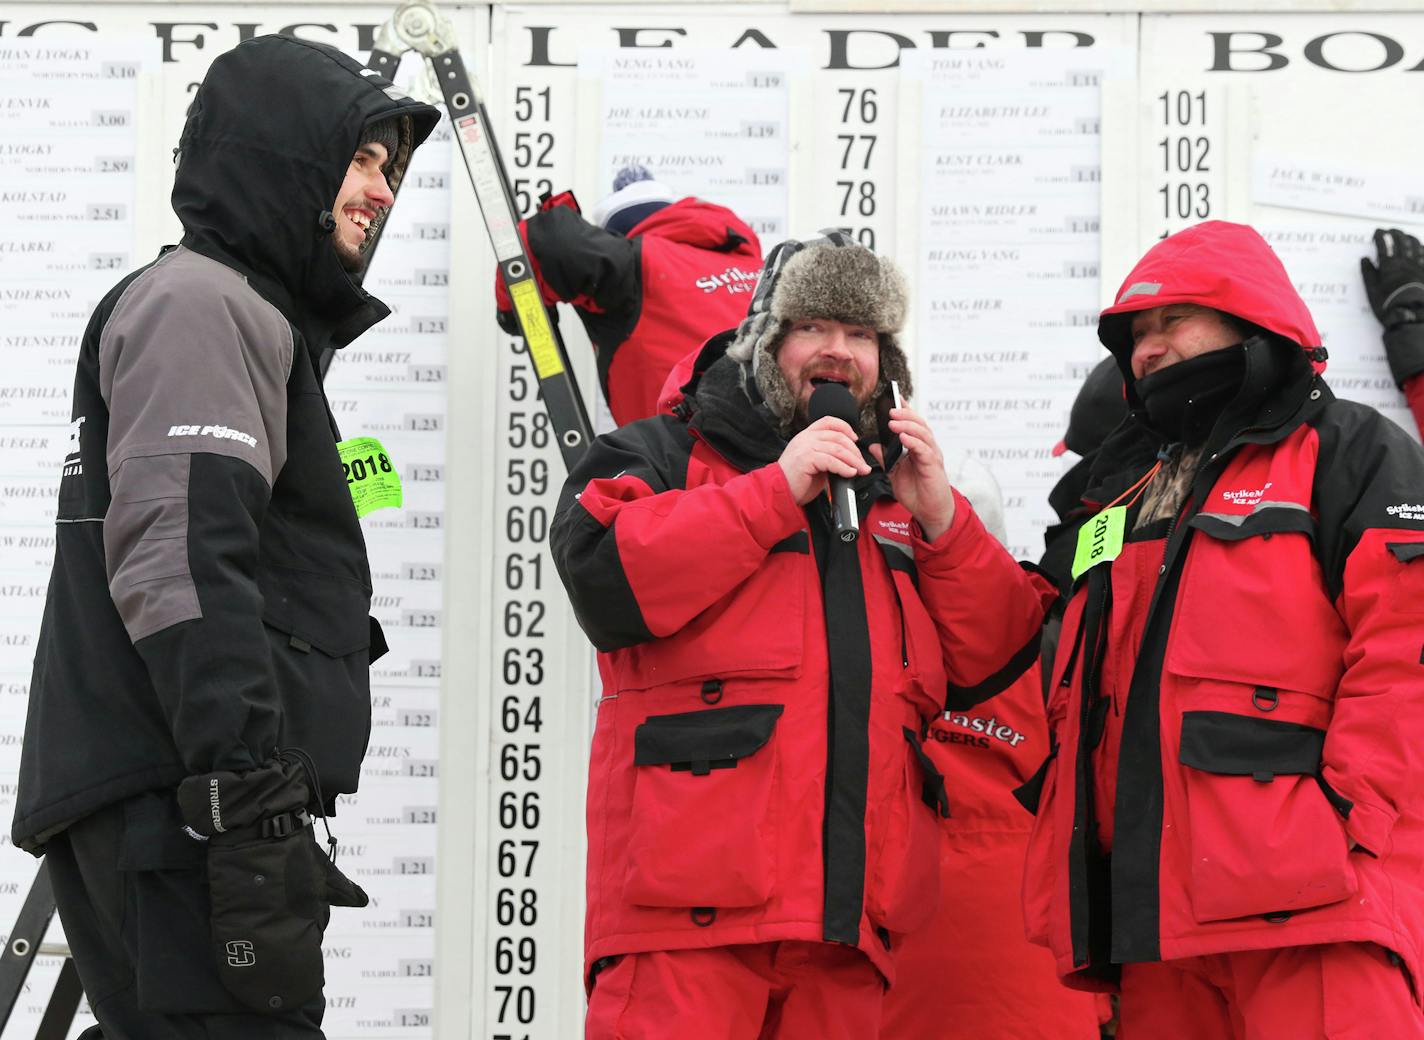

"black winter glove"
[1361,227,1424,387]
[177,754,368,1014]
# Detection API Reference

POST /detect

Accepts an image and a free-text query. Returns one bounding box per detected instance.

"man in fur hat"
[551,233,1057,1038]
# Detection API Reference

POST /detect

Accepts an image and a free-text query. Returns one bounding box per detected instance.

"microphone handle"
[831,478,859,543]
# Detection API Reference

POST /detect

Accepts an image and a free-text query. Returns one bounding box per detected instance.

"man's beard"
[335,237,365,274]
[788,366,879,437]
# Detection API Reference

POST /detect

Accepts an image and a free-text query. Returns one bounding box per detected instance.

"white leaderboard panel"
[2,4,1423,1038]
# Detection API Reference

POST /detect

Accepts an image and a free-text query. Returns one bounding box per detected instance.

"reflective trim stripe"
[1196,500,1310,526]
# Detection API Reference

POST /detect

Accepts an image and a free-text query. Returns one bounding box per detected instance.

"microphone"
[807,382,862,543]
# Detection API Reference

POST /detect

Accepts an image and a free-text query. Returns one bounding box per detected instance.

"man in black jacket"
[12,36,437,1038]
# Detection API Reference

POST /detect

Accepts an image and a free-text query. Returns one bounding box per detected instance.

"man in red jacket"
[495,165,763,426]
[1361,227,1424,439]
[551,233,1055,1038]
[1020,221,1424,1037]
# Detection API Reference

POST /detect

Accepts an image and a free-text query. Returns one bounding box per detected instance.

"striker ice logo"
[695,265,761,295]
[876,518,911,538]
[1220,481,1274,507]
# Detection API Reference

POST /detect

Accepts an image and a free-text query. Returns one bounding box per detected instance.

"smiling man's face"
[776,318,881,420]
[331,141,394,272]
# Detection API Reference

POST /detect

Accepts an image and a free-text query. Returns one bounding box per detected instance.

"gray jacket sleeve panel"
[97,247,291,649]
[103,453,202,643]
[98,246,293,487]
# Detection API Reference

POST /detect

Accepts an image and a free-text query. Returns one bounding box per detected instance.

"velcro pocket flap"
[634,704,783,775]
[1387,541,1424,564]
[259,564,371,657]
[1188,503,1315,543]
[1179,710,1324,781]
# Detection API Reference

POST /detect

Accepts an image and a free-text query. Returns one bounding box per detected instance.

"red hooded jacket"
[496,198,762,426]
[1020,222,1424,1001]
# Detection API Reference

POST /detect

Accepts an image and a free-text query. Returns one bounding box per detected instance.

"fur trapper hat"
[725,233,913,436]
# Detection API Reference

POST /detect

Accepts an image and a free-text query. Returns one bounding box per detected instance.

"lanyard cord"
[1102,458,1162,512]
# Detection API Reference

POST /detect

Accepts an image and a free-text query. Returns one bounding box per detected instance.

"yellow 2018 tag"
[1071,505,1126,581]
[337,436,402,518]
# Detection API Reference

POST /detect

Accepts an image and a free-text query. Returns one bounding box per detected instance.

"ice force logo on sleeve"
[61,416,84,477]
[167,424,258,449]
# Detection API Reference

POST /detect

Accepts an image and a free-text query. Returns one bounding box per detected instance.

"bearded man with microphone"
[550,231,1056,1039]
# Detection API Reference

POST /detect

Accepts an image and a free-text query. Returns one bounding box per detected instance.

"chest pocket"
[1387,540,1424,616]
[1168,505,1345,710]
[610,534,808,693]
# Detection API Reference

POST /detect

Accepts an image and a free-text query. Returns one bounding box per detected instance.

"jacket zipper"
[884,572,910,668]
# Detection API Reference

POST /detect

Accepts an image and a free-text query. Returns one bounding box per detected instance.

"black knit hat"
[358,115,402,170]
[1053,356,1127,458]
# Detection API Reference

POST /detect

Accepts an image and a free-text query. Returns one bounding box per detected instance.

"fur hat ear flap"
[876,333,914,403]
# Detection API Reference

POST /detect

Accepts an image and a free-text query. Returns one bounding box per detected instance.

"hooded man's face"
[1129,303,1245,379]
[331,142,395,272]
[775,318,881,421]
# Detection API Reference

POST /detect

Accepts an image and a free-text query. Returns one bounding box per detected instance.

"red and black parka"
[499,198,762,426]
[1019,222,1424,1004]
[551,337,1055,985]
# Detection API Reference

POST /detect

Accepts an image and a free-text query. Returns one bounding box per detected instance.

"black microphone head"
[807,382,860,428]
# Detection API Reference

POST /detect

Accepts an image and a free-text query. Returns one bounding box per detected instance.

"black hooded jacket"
[13,36,439,851]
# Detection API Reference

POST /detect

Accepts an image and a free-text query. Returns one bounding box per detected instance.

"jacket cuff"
[177,758,310,837]
[911,488,987,566]
[1384,323,1424,387]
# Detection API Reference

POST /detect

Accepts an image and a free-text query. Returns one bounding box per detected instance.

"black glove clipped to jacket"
[1361,227,1424,387]
[177,752,368,1014]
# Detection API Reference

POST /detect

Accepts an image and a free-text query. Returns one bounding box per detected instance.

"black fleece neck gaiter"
[1135,343,1247,446]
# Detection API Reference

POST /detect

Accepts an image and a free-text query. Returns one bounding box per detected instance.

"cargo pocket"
[259,565,374,793]
[1179,710,1355,923]
[623,703,783,908]
[866,729,944,935]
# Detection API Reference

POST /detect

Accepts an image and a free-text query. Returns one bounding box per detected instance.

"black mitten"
[177,755,340,1013]
[206,821,327,1012]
